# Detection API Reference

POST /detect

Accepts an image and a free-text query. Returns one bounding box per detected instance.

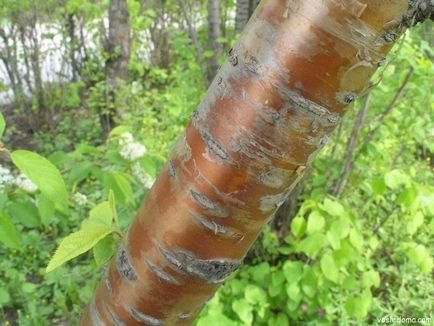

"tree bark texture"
[107,0,131,85]
[81,0,432,325]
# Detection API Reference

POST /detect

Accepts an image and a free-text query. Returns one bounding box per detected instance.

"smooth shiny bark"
[81,1,431,325]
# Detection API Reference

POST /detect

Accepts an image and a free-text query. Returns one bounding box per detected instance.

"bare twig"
[330,91,372,197]
[355,67,414,159]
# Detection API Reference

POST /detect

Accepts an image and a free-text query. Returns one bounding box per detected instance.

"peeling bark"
[81,1,432,325]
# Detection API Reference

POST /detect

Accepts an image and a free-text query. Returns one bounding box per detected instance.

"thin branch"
[330,91,372,197]
[355,67,414,159]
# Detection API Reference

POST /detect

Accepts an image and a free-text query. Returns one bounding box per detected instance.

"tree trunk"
[67,13,79,82]
[207,0,221,84]
[81,1,432,324]
[235,0,260,33]
[101,0,131,138]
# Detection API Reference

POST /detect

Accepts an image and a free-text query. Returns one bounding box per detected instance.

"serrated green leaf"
[11,150,68,205]
[46,224,112,272]
[83,201,113,228]
[0,211,21,249]
[93,235,116,266]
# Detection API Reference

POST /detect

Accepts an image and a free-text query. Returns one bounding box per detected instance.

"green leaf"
[0,112,5,138]
[296,233,327,258]
[83,201,113,228]
[0,288,10,306]
[108,125,131,138]
[384,169,408,189]
[345,289,372,319]
[250,262,270,284]
[283,261,304,283]
[232,299,253,324]
[343,275,358,290]
[406,211,424,235]
[11,150,68,205]
[349,229,363,252]
[108,190,119,226]
[404,243,433,274]
[68,161,92,184]
[320,254,339,283]
[0,211,21,249]
[93,235,116,266]
[362,270,380,288]
[244,285,266,305]
[327,217,350,249]
[333,239,355,268]
[272,313,289,326]
[21,282,37,293]
[372,177,386,195]
[291,216,306,238]
[140,156,157,177]
[319,198,345,217]
[7,201,40,228]
[301,267,317,298]
[286,282,301,302]
[306,211,325,234]
[104,172,134,205]
[37,194,55,226]
[46,224,112,272]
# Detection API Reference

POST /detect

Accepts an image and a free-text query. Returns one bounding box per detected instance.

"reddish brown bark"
[81,1,431,325]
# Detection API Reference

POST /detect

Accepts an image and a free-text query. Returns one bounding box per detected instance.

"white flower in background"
[120,142,147,161]
[0,165,14,189]
[133,163,155,189]
[73,192,88,206]
[118,132,147,161]
[119,132,134,145]
[15,174,38,193]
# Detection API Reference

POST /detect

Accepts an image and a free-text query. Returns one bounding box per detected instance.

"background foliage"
[0,0,433,325]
